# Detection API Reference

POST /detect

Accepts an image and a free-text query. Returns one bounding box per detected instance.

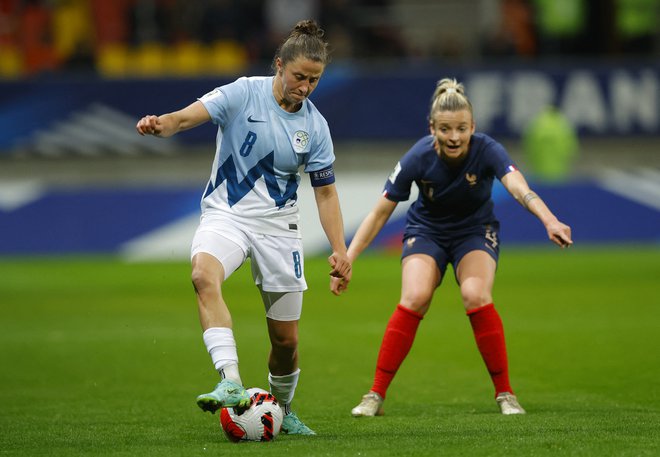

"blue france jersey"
[198,76,335,237]
[383,133,517,237]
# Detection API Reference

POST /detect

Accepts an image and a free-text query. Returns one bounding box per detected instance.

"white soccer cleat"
[496,392,526,415]
[351,391,384,417]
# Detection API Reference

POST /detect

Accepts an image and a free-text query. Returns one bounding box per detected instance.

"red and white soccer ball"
[220,388,283,442]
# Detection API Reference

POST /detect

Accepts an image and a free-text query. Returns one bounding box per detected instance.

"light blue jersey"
[198,76,335,237]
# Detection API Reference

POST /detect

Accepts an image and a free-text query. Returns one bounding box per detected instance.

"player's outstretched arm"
[136,101,211,138]
[313,183,352,280]
[501,170,573,248]
[330,196,398,295]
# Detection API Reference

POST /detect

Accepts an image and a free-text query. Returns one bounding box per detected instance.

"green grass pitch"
[1,246,659,456]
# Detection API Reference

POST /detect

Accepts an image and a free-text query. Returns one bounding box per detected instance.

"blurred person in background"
[332,78,572,417]
[18,0,58,74]
[264,0,320,58]
[319,0,360,60]
[533,0,589,55]
[522,104,579,182]
[136,19,351,435]
[614,0,659,55]
[480,0,536,57]
[353,0,409,58]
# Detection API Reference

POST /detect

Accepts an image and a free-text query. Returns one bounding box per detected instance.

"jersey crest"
[388,162,402,184]
[420,180,435,201]
[292,130,309,152]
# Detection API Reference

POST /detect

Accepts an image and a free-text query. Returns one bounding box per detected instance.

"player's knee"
[400,290,433,313]
[461,288,491,310]
[271,332,298,352]
[191,266,217,294]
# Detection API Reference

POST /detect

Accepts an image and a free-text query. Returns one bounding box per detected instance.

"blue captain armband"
[309,165,335,187]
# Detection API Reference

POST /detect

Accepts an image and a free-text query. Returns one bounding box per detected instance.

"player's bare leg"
[192,253,249,412]
[192,253,233,330]
[266,313,315,435]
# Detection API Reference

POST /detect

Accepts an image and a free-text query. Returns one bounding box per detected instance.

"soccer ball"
[220,388,283,442]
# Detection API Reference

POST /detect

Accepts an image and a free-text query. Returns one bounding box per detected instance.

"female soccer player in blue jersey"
[332,78,572,417]
[136,20,351,435]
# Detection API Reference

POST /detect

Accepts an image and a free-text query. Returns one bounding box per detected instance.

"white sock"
[269,369,300,415]
[219,364,241,384]
[203,327,242,384]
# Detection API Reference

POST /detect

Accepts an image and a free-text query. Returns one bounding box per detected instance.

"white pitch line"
[596,168,660,212]
[0,180,46,211]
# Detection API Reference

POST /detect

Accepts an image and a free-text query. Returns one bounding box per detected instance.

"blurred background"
[0,0,659,258]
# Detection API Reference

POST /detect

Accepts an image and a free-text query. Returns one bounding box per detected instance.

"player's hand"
[330,276,350,296]
[136,115,163,136]
[328,251,351,279]
[547,220,573,248]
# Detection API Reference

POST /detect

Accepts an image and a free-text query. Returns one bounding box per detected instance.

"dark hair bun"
[293,20,325,39]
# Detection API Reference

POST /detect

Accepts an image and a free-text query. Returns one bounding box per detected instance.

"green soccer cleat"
[196,379,251,414]
[281,411,316,435]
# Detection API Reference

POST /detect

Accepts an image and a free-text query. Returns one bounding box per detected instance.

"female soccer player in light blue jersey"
[332,78,572,417]
[136,20,351,435]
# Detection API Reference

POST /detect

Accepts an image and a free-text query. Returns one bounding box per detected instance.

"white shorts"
[190,215,308,294]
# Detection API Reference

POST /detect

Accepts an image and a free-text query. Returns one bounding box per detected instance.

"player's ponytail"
[291,19,325,40]
[429,78,473,121]
[272,20,330,73]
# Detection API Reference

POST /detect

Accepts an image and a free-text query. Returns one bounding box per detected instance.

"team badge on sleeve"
[200,88,221,101]
[389,162,402,184]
